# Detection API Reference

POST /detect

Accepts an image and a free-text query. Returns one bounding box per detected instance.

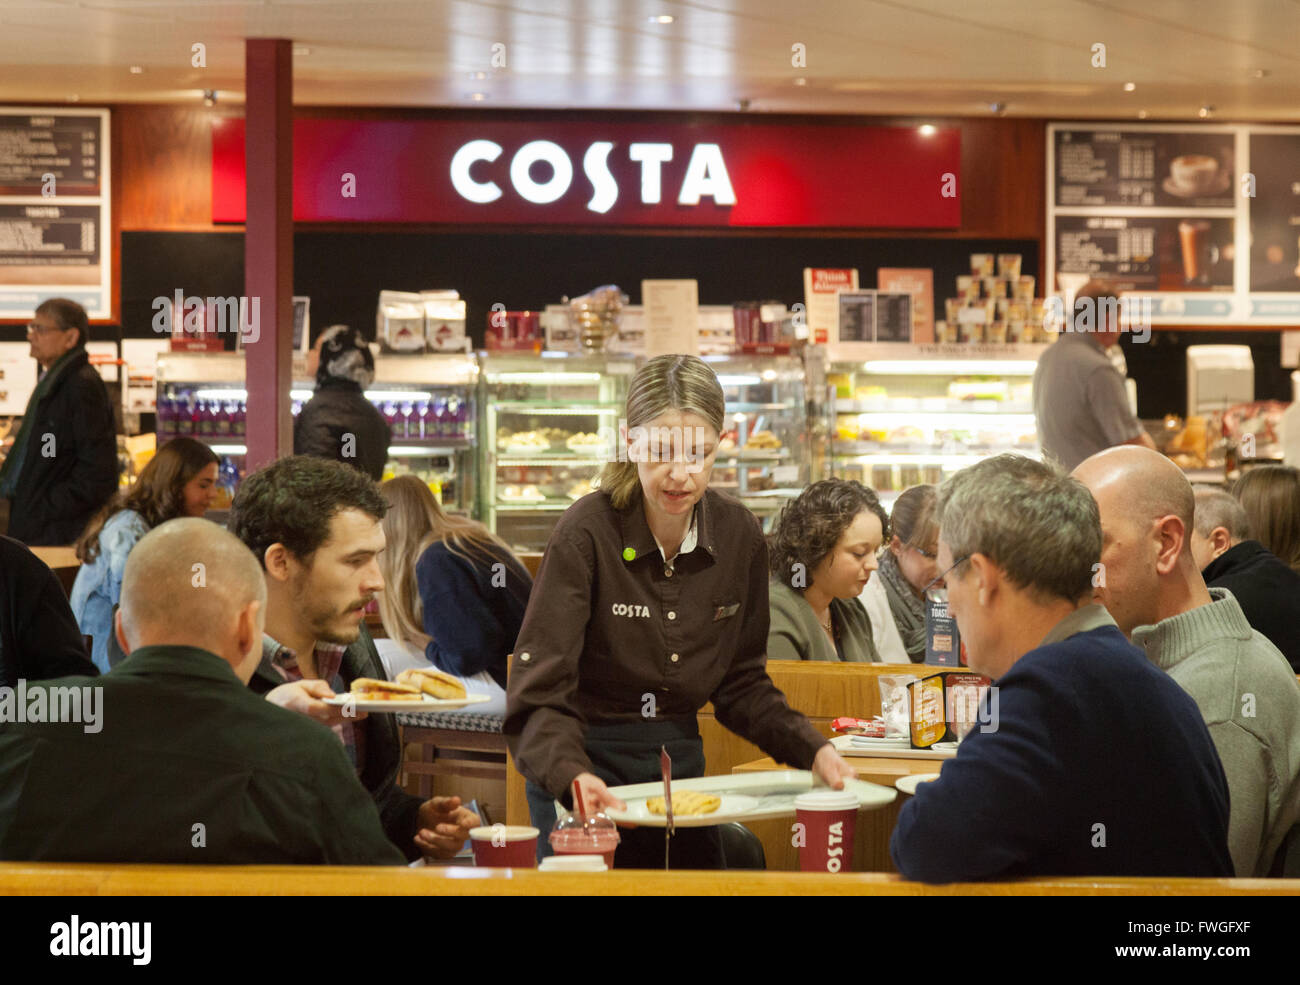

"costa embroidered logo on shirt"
[611,603,651,618]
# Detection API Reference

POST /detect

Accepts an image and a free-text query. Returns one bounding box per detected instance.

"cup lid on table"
[793,790,861,811]
[468,825,539,842]
[539,854,608,872]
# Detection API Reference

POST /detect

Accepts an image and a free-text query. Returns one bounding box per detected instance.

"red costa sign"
[212,118,960,228]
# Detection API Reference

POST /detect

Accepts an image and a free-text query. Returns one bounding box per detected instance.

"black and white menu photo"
[0,108,111,318]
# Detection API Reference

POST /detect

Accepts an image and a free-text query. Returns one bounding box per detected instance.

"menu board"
[836,291,913,343]
[0,109,111,319]
[1048,123,1300,324]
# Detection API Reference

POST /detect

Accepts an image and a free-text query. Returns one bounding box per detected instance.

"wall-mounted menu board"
[1047,123,1300,324]
[0,108,111,319]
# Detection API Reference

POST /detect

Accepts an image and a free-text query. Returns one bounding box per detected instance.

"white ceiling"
[0,0,1296,119]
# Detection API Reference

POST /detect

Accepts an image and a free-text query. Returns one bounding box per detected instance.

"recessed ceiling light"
[469,92,487,102]
[294,46,311,56]
[1199,104,1214,118]
[988,101,1006,115]
[1137,110,1149,119]
[471,71,487,81]
[648,14,674,24]
[1122,82,1136,92]
[793,77,807,86]
[68,94,79,102]
[130,65,144,75]
[918,124,937,137]
[1253,69,1269,79]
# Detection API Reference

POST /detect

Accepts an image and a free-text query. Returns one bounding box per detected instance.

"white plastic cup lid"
[539,854,608,872]
[794,790,860,811]
[468,825,539,843]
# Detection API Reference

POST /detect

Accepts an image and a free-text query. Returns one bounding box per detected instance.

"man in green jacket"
[0,518,404,865]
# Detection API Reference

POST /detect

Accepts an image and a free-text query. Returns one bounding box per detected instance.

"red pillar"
[243,38,293,472]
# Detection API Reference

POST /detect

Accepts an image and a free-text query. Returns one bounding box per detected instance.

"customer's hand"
[571,771,627,814]
[264,679,364,726]
[812,743,857,790]
[415,796,479,859]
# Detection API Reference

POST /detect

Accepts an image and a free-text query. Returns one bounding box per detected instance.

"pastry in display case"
[826,345,1050,505]
[479,351,637,553]
[155,350,479,516]
[703,353,810,529]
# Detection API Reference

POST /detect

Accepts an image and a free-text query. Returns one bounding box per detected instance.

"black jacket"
[293,379,392,481]
[6,350,118,546]
[248,621,424,860]
[0,536,97,688]
[0,646,403,865]
[1202,540,1300,672]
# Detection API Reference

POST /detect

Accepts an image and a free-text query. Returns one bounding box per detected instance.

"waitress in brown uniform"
[504,354,856,869]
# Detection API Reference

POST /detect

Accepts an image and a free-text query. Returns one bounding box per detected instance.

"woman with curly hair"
[70,436,219,671]
[768,478,887,662]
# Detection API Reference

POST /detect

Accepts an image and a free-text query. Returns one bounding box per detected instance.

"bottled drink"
[213,399,230,437]
[197,399,215,438]
[432,396,448,439]
[399,402,415,441]
[177,397,195,436]
[230,400,246,439]
[416,401,432,440]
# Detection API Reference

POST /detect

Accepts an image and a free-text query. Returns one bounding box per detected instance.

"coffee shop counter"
[2,862,1292,897]
[732,755,949,873]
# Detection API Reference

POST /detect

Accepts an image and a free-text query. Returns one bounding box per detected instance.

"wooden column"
[243,38,293,471]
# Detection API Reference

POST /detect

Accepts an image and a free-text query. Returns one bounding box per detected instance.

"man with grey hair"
[891,453,1231,882]
[1191,484,1300,672]
[1074,447,1300,876]
[1032,279,1156,471]
[0,518,404,864]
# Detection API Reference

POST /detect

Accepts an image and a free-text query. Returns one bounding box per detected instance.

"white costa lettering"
[611,603,651,618]
[449,139,735,212]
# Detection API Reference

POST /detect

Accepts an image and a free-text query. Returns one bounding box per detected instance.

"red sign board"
[212,118,959,229]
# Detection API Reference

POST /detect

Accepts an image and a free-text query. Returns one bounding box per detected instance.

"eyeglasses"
[921,554,970,604]
[25,321,63,336]
[912,544,938,559]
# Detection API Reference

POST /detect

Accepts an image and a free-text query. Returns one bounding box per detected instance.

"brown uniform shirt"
[505,488,828,798]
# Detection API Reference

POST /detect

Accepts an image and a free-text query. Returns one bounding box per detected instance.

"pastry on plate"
[350,678,423,701]
[397,667,467,700]
[645,791,722,816]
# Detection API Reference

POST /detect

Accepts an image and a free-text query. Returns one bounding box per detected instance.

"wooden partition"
[1,862,1294,897]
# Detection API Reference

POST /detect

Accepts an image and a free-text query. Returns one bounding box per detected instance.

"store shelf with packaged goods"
[826,342,1050,497]
[155,351,479,515]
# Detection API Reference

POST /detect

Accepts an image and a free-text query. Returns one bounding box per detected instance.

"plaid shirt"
[262,635,365,775]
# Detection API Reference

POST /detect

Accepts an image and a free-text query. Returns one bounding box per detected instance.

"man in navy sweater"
[890,454,1233,883]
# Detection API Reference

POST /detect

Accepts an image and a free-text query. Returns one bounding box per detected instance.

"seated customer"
[1232,465,1300,573]
[70,436,219,672]
[1191,485,1300,672]
[858,484,938,663]
[229,455,479,861]
[0,536,97,689]
[891,454,1232,882]
[0,519,403,864]
[377,474,531,690]
[1074,447,1300,877]
[767,478,884,662]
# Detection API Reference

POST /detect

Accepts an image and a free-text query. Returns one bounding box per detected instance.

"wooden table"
[732,753,950,873]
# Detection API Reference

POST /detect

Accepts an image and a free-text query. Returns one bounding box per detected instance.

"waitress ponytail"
[598,354,726,510]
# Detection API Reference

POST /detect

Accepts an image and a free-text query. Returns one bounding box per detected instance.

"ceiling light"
[988,101,1006,115]
[1253,69,1269,79]
[130,65,144,75]
[294,46,311,56]
[793,77,807,86]
[918,124,937,137]
[67,94,79,102]
[469,92,487,102]
[203,90,217,107]
[471,71,487,80]
[1137,109,1149,119]
[648,14,674,24]
[1198,104,1214,118]
[1122,82,1136,92]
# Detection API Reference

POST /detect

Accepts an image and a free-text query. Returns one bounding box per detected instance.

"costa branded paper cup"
[469,825,539,868]
[794,790,859,874]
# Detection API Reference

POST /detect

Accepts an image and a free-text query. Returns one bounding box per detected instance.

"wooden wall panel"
[118,104,238,231]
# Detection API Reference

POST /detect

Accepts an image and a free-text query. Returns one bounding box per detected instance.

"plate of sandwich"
[323,668,493,712]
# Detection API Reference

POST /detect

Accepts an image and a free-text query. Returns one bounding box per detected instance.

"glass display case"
[826,342,1050,506]
[155,351,479,515]
[702,352,814,529]
[478,351,636,552]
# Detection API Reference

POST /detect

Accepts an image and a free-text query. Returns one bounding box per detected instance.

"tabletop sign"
[0,108,111,320]
[925,598,961,666]
[877,268,934,343]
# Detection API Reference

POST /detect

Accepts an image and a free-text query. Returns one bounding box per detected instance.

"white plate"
[831,734,959,760]
[895,773,942,796]
[1162,173,1230,199]
[603,770,895,828]
[322,693,492,713]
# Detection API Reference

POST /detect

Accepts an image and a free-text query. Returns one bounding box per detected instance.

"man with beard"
[229,455,478,861]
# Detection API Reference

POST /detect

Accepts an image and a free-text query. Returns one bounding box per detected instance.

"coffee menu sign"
[1048,123,1300,324]
[0,108,112,319]
[212,118,960,229]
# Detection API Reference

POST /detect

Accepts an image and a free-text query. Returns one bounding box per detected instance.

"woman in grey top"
[767,478,886,662]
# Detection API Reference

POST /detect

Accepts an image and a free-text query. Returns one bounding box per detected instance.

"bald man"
[1192,486,1300,672]
[0,518,404,864]
[1073,447,1300,877]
